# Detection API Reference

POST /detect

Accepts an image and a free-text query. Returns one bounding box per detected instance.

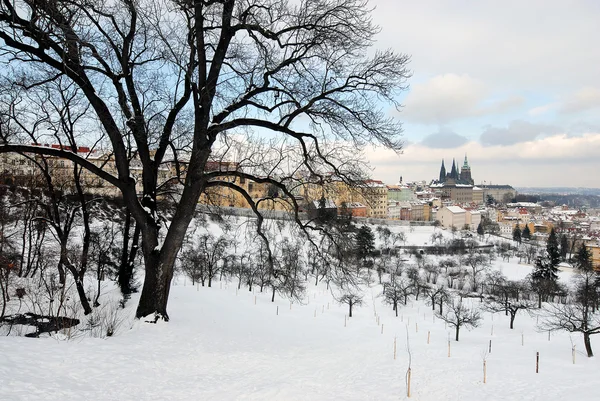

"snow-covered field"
[1,222,598,401]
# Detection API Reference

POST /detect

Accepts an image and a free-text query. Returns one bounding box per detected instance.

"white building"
[437,206,466,229]
[465,210,481,231]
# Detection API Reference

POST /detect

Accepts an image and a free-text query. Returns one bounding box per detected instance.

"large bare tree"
[0,0,410,320]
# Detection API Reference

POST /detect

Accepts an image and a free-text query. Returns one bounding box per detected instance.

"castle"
[438,155,474,185]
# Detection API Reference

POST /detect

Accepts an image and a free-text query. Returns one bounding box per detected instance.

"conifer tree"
[575,243,593,272]
[512,224,522,244]
[547,228,561,269]
[355,226,375,261]
[522,225,532,240]
[477,222,484,237]
[560,234,569,261]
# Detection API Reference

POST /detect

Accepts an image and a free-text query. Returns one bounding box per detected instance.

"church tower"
[459,154,473,185]
[449,158,458,180]
[439,159,446,182]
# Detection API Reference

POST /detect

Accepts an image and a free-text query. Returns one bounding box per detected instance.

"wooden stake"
[394,337,397,360]
[415,322,418,333]
[427,331,430,344]
[381,324,384,334]
[276,305,279,316]
[548,331,550,341]
[491,325,494,336]
[483,360,487,384]
[254,295,257,305]
[407,368,411,398]
[448,340,451,357]
[572,345,576,364]
[536,352,539,373]
[489,339,492,353]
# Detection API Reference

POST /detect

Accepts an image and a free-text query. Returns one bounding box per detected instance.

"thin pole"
[536,352,539,373]
[483,360,487,384]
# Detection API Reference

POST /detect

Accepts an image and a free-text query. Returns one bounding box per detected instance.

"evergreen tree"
[559,234,569,261]
[355,226,375,260]
[512,224,522,244]
[522,225,531,240]
[546,228,561,269]
[476,221,484,237]
[574,243,593,271]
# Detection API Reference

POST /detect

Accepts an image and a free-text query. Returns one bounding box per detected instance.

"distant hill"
[516,187,600,196]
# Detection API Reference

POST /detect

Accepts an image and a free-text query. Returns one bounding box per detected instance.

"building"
[472,186,484,205]
[481,185,517,204]
[430,182,473,204]
[589,244,600,270]
[465,209,481,231]
[437,155,474,185]
[437,206,466,229]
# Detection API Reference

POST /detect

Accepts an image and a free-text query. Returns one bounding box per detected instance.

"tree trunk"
[271,285,276,302]
[510,311,516,329]
[349,300,353,318]
[584,332,594,357]
[74,277,92,315]
[395,302,398,317]
[455,325,460,341]
[135,252,172,321]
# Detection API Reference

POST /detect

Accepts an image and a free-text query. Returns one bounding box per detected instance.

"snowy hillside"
[1,218,599,401]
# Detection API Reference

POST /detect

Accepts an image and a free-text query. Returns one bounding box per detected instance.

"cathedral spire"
[450,158,458,180]
[462,153,469,169]
[439,159,446,182]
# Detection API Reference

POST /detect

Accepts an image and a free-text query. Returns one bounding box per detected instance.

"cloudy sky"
[364,0,600,188]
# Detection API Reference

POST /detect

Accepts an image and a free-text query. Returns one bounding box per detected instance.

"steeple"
[462,154,470,169]
[439,159,446,182]
[450,158,458,180]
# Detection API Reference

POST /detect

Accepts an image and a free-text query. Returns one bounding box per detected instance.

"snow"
[1,220,598,400]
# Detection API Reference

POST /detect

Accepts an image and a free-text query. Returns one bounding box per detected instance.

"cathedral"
[437,155,474,185]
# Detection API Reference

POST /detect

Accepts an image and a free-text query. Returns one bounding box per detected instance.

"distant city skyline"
[364,0,600,188]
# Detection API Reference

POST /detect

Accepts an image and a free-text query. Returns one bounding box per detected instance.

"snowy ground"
[1,260,598,401]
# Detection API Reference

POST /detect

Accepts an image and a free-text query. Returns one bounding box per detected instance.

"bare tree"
[425,284,449,314]
[484,279,535,329]
[382,274,409,316]
[437,296,482,341]
[0,0,410,321]
[463,251,490,293]
[338,292,363,318]
[538,269,600,357]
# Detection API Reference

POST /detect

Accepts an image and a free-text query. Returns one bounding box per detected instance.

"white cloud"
[420,128,469,148]
[402,74,521,124]
[560,87,600,114]
[365,132,600,187]
[480,120,560,146]
[370,0,600,90]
